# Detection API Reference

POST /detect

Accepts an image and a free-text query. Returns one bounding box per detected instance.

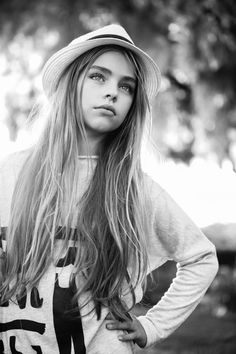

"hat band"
[88,34,134,45]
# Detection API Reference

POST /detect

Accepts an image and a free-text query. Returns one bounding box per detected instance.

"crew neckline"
[78,155,99,159]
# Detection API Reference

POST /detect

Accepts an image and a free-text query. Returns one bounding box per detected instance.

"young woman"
[0,24,218,353]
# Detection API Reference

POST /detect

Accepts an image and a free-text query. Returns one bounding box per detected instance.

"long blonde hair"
[1,45,151,320]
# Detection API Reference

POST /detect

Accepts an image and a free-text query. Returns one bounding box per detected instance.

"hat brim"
[42,37,161,100]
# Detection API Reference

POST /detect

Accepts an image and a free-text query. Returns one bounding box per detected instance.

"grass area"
[132,262,236,354]
[133,304,236,354]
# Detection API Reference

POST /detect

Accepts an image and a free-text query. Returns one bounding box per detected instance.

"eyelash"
[120,84,134,94]
[89,72,134,94]
[89,73,105,82]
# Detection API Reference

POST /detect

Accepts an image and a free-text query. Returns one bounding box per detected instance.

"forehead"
[90,50,136,78]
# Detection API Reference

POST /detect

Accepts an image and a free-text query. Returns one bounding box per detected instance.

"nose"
[106,93,117,102]
[104,81,118,102]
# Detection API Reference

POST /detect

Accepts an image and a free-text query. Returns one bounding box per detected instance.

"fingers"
[106,321,132,331]
[106,316,147,348]
[118,331,136,342]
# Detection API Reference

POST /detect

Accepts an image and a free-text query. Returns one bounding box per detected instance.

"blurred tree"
[0,0,236,166]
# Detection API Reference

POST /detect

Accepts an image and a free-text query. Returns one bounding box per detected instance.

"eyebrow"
[89,65,137,84]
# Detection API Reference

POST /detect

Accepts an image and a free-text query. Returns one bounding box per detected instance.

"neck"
[78,133,104,156]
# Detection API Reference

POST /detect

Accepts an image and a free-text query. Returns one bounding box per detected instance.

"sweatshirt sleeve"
[137,179,219,347]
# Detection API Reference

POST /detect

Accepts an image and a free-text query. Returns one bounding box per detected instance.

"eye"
[89,72,105,82]
[120,83,135,95]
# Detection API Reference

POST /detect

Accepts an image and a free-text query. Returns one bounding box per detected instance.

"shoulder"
[142,172,164,196]
[0,149,31,199]
[142,172,167,212]
[0,149,32,227]
[142,171,196,234]
[0,149,31,178]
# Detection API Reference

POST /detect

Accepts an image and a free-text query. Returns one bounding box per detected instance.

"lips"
[95,105,116,116]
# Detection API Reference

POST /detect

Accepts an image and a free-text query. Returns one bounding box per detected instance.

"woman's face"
[80,50,136,138]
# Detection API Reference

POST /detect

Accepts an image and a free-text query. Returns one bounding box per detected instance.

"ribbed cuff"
[137,315,161,348]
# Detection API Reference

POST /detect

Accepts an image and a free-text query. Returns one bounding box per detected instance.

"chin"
[92,125,117,133]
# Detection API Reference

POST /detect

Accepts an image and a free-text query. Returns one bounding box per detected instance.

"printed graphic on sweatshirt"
[0,228,86,354]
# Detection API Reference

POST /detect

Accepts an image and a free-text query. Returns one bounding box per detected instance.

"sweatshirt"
[0,150,218,353]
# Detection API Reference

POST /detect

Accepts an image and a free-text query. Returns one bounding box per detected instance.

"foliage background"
[1,0,236,168]
[0,1,236,353]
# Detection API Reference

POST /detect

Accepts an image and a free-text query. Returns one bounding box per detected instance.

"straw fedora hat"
[42,24,161,100]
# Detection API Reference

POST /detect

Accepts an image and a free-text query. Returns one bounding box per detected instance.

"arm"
[137,185,219,347]
[106,179,218,348]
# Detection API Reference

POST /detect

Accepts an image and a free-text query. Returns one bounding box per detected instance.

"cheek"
[81,78,93,103]
[81,84,91,112]
[121,96,134,117]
